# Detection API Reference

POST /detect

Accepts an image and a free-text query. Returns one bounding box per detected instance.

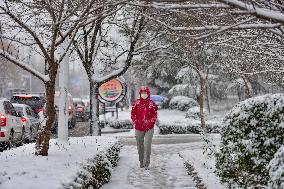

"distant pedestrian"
[131,86,157,169]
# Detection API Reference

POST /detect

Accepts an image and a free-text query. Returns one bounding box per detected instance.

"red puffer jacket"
[131,86,157,131]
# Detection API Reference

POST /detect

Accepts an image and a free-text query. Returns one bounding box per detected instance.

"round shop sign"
[99,78,123,102]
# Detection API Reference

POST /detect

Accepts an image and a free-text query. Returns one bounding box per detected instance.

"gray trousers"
[135,128,154,167]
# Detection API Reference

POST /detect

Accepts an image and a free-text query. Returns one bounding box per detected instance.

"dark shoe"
[145,166,149,170]
[140,163,144,168]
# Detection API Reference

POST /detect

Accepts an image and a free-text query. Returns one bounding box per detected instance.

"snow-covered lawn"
[0,136,117,189]
[157,109,224,125]
[100,108,195,123]
[100,108,224,126]
[99,109,131,121]
[155,109,223,134]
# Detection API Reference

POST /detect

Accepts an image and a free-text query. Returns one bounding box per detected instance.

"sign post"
[98,77,127,121]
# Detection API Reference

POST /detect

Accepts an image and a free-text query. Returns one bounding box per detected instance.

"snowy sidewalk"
[102,144,197,189]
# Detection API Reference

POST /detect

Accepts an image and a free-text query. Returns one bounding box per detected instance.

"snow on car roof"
[150,95,165,101]
[0,98,9,102]
[12,94,43,97]
[73,98,83,101]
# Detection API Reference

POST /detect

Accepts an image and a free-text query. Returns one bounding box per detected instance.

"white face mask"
[141,93,148,99]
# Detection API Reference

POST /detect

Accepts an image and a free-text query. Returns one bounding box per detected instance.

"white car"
[0,99,24,150]
[13,103,40,143]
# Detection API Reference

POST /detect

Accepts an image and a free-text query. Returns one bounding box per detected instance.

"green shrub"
[157,120,220,135]
[268,145,284,189]
[216,94,284,188]
[99,119,133,129]
[64,142,122,189]
[169,96,199,111]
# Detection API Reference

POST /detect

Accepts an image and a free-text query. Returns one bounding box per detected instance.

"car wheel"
[7,131,15,149]
[68,121,72,129]
[25,128,33,143]
[34,124,40,140]
[72,119,76,128]
[17,127,25,147]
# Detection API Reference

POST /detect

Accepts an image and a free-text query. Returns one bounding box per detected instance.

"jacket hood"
[139,86,151,97]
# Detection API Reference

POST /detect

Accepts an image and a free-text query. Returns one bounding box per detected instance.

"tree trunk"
[90,81,101,136]
[206,82,211,113]
[89,82,94,135]
[35,81,56,156]
[198,75,206,129]
[242,76,253,99]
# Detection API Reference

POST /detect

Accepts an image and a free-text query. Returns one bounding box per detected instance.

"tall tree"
[0,0,126,155]
[73,5,149,135]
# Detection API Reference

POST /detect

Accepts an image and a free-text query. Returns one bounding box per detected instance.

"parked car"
[82,98,90,120]
[73,98,88,122]
[52,92,77,134]
[0,99,24,150]
[13,103,40,143]
[10,94,46,114]
[4,88,27,99]
[99,103,104,115]
[150,95,168,109]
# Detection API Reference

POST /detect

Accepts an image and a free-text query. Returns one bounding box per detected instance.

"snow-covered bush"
[268,145,284,189]
[168,84,196,98]
[108,119,133,129]
[185,106,208,119]
[99,119,133,129]
[216,94,284,188]
[169,96,199,111]
[158,120,220,134]
[64,142,122,188]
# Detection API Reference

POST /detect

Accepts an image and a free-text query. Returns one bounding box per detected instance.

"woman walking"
[131,86,157,169]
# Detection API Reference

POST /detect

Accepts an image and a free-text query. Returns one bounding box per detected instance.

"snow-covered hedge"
[157,120,220,134]
[268,145,284,189]
[168,84,196,98]
[169,96,199,111]
[99,119,133,129]
[216,94,284,188]
[185,106,208,119]
[64,142,122,188]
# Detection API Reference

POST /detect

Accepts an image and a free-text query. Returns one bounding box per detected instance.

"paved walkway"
[102,137,199,189]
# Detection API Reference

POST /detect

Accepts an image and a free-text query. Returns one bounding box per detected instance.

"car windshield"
[12,96,41,101]
[74,101,85,106]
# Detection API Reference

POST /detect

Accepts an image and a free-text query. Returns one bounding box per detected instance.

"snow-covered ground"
[100,108,189,122]
[102,144,197,189]
[157,109,224,127]
[101,108,224,126]
[0,136,117,189]
[99,108,131,121]
[0,109,226,189]
[180,142,226,189]
[102,136,225,189]
[101,109,226,189]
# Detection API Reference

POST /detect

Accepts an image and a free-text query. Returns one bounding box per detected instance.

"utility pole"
[25,46,32,92]
[58,40,69,141]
